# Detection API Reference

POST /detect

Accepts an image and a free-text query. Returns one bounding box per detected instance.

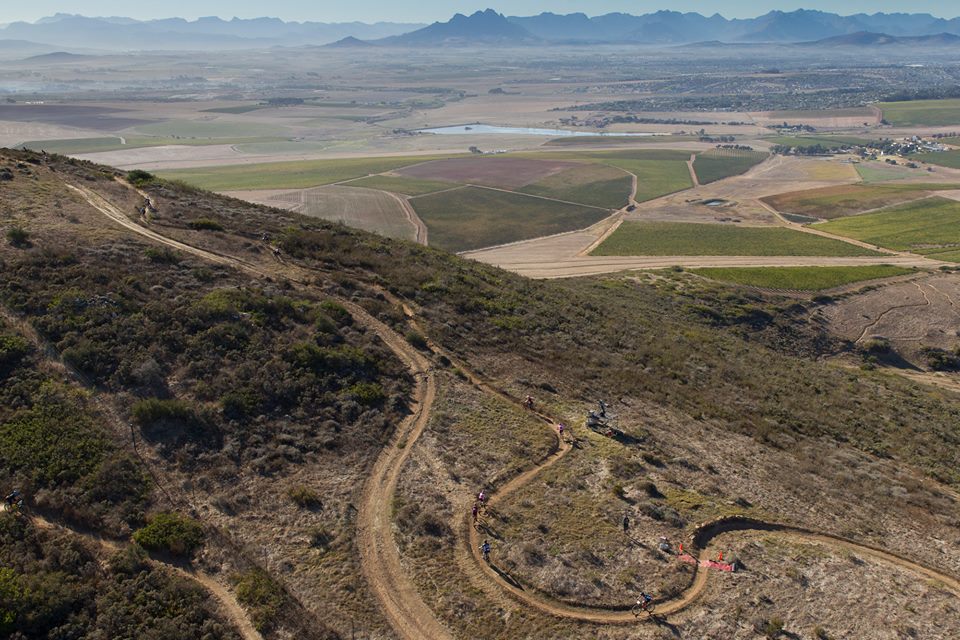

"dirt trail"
[687,153,700,187]
[27,511,263,640]
[70,180,452,640]
[72,180,960,634]
[387,191,429,245]
[855,281,932,343]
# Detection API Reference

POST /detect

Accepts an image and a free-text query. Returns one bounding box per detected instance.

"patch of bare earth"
[819,273,960,367]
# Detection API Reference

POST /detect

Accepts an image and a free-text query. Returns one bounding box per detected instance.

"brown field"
[0,104,153,130]
[225,184,417,241]
[819,273,960,368]
[396,156,580,189]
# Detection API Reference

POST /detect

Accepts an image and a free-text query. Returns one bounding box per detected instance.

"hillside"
[1,148,959,639]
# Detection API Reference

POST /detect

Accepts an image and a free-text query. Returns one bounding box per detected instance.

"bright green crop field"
[691,265,916,290]
[592,222,882,256]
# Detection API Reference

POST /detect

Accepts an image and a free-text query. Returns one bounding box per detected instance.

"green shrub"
[405,331,428,350]
[0,334,30,372]
[348,382,386,406]
[761,616,785,638]
[126,169,155,186]
[131,398,195,425]
[233,569,284,632]
[286,485,322,510]
[5,226,28,247]
[187,218,224,232]
[143,247,180,264]
[319,300,352,326]
[221,390,260,421]
[133,512,204,556]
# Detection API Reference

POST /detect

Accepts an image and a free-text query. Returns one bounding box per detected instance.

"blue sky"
[3,1,958,23]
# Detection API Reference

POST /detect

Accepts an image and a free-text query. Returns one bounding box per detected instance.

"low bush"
[405,331,428,350]
[133,512,204,556]
[233,569,284,632]
[5,226,29,247]
[187,218,225,232]
[126,169,155,186]
[131,398,196,425]
[286,485,322,510]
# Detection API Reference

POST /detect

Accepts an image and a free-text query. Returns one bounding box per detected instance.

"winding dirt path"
[71,180,960,635]
[69,180,453,640]
[26,512,262,640]
[855,281,932,343]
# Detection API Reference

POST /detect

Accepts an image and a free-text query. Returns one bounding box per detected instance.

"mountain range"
[5,9,960,51]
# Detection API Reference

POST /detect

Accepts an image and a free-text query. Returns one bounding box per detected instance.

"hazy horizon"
[3,1,960,25]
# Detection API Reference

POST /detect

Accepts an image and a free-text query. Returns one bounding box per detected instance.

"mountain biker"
[472,503,479,523]
[638,592,653,611]
[4,490,22,511]
[480,540,491,562]
[523,395,534,410]
[558,423,565,438]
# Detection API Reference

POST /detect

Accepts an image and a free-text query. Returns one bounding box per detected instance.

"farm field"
[766,135,875,149]
[855,162,920,183]
[816,197,960,259]
[691,265,916,290]
[762,183,957,219]
[911,150,960,170]
[345,175,457,196]
[518,163,632,208]
[879,99,960,127]
[586,149,693,202]
[693,148,769,184]
[543,135,698,146]
[18,135,284,155]
[156,154,453,190]
[410,186,609,252]
[395,156,579,189]
[229,185,416,241]
[592,221,882,256]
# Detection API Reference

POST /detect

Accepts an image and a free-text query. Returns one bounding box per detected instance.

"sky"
[2,1,958,24]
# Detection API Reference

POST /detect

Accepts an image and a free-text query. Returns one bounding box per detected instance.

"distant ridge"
[325,36,376,48]
[377,9,539,46]
[22,51,90,62]
[5,9,960,50]
[803,30,960,46]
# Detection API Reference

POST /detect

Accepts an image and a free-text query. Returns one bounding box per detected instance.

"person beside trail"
[557,423,565,438]
[658,536,672,553]
[480,540,491,563]
[623,514,630,534]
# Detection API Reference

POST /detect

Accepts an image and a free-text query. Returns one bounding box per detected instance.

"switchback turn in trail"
[74,181,960,637]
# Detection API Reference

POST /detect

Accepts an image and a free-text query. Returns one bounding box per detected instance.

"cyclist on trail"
[523,395,534,410]
[4,490,22,511]
[558,423,565,438]
[638,592,653,611]
[480,540,491,563]
[623,514,629,533]
[472,503,479,523]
